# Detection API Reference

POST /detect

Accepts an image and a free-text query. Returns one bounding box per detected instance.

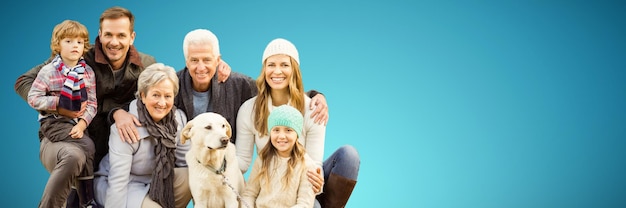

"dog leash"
[197,157,251,208]
[221,174,251,208]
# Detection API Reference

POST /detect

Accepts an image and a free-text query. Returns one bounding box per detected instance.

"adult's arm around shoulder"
[245,74,257,95]
[306,90,323,98]
[107,105,131,126]
[304,102,326,167]
[232,72,258,100]
[15,59,51,102]
[235,98,256,173]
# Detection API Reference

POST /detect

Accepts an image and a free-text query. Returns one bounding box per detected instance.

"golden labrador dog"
[181,112,245,208]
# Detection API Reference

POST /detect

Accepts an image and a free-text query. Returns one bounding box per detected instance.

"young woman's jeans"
[314,145,360,208]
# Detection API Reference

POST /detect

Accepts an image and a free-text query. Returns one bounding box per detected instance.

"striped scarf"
[54,55,87,111]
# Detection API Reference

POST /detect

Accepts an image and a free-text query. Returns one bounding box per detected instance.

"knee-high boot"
[77,178,100,208]
[317,173,357,208]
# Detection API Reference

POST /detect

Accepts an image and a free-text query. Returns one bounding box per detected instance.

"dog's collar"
[196,157,227,175]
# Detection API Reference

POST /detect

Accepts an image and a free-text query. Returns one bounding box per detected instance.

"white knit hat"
[262,38,300,65]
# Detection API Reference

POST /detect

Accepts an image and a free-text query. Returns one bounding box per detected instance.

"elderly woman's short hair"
[136,63,179,98]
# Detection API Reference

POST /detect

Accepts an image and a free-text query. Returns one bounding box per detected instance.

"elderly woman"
[93,63,191,208]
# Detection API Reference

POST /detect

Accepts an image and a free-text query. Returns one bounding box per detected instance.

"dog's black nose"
[220,137,229,145]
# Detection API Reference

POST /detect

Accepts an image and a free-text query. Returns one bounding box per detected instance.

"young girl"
[242,105,316,207]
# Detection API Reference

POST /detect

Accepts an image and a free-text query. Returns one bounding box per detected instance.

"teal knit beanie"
[267,105,303,138]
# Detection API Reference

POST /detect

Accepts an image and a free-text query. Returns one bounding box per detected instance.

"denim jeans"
[314,145,360,208]
[322,145,360,181]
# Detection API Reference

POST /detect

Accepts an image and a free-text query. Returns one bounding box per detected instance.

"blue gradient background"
[1,0,625,207]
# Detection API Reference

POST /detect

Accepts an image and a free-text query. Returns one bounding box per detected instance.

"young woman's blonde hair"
[50,20,90,58]
[253,57,306,137]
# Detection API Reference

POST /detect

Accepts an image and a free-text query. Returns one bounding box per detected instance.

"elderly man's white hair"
[182,29,221,60]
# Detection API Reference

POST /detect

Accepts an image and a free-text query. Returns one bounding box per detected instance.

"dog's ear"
[181,121,194,144]
[225,120,232,139]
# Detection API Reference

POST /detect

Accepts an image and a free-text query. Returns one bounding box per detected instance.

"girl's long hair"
[257,136,307,191]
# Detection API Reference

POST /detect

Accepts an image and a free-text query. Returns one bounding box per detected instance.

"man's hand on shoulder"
[217,59,232,83]
[113,109,142,143]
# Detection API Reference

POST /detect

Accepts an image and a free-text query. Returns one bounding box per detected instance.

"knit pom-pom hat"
[262,38,299,65]
[267,105,304,138]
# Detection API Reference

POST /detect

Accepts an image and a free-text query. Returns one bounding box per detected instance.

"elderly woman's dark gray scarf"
[136,99,177,208]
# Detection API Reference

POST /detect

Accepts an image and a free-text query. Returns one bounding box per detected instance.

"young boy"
[27,20,98,208]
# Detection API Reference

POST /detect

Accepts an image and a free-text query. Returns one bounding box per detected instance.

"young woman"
[236,38,360,207]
